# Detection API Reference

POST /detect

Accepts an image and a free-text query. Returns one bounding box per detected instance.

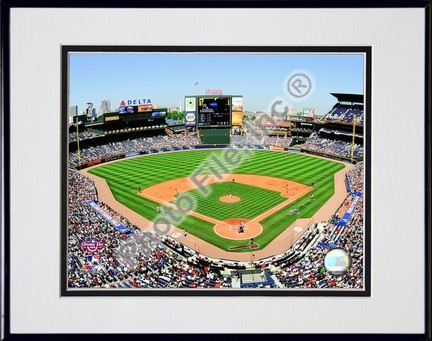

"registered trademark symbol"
[287,73,312,98]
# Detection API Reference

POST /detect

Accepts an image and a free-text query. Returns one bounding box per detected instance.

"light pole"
[74,119,82,167]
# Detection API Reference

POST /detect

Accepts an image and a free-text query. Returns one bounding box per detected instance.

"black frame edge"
[60,47,69,298]
[1,0,11,339]
[0,0,430,8]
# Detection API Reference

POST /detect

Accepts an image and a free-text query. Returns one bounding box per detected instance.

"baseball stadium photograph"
[62,47,370,295]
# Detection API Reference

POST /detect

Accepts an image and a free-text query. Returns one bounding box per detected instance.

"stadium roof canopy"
[331,93,364,104]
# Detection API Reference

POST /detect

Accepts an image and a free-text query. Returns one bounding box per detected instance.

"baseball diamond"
[83,150,348,257]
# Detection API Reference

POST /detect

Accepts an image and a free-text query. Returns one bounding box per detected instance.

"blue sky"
[69,53,364,116]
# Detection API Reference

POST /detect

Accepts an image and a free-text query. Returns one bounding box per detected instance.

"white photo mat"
[9,7,425,333]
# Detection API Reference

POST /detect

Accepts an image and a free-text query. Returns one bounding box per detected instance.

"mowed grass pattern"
[88,150,345,251]
[175,182,286,221]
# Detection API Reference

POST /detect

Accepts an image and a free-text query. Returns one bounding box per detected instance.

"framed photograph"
[62,46,370,297]
[1,0,430,337]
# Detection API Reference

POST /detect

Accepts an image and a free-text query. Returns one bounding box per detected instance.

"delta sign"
[120,99,152,106]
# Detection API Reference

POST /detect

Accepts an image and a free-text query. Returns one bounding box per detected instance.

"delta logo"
[120,99,152,106]
[81,239,104,253]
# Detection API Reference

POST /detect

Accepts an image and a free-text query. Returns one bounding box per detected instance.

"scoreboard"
[184,95,243,128]
[197,97,231,127]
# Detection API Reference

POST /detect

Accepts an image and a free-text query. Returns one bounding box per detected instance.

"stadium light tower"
[350,114,356,163]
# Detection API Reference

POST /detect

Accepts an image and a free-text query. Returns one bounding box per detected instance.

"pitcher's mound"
[219,195,240,203]
[214,218,263,240]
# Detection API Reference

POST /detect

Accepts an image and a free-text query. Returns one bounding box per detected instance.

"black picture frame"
[1,0,430,339]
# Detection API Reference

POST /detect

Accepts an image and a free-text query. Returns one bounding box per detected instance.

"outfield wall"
[73,144,352,170]
[301,148,361,163]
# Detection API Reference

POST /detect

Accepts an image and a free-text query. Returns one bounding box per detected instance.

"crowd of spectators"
[271,223,323,273]
[324,104,364,125]
[151,134,200,149]
[230,134,292,147]
[262,136,292,147]
[301,133,363,159]
[230,134,260,145]
[68,169,231,289]
[69,130,102,142]
[276,163,364,289]
[69,134,201,165]
[346,162,364,192]
[70,130,298,165]
[68,169,139,287]
[291,127,313,133]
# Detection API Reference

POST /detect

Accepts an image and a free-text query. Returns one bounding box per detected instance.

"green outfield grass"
[88,150,345,252]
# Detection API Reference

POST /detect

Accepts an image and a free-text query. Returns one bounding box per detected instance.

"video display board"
[197,97,231,127]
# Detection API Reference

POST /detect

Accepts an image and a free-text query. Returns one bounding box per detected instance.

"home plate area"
[214,218,263,241]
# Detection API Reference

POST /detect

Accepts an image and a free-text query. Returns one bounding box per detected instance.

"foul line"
[248,172,338,225]
[140,192,232,228]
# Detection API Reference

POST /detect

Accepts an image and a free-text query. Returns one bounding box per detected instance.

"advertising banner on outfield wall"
[125,152,140,158]
[104,155,124,162]
[270,146,285,151]
[87,159,102,166]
